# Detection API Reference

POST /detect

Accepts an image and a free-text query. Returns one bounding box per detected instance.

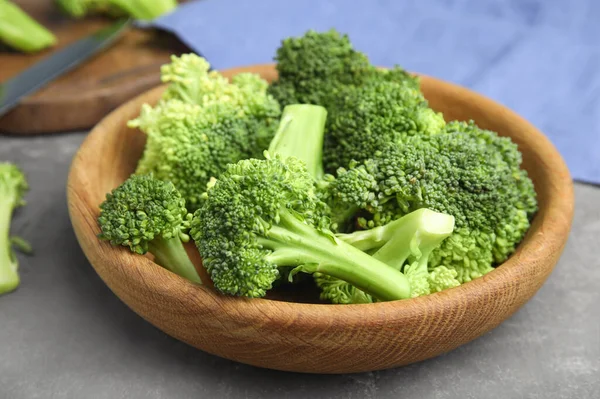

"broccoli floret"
[190,153,411,301]
[268,29,419,109]
[129,54,281,210]
[97,174,201,283]
[317,208,457,303]
[130,100,254,210]
[0,1,56,53]
[324,121,537,283]
[56,0,177,20]
[0,163,31,295]
[324,79,446,171]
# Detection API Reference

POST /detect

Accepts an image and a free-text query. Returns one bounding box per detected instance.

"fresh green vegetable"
[268,29,418,110]
[129,54,281,210]
[190,153,412,301]
[0,0,56,53]
[56,0,177,20]
[95,29,540,305]
[323,121,537,283]
[317,208,458,303]
[323,79,446,172]
[267,104,328,180]
[0,163,30,295]
[97,174,201,283]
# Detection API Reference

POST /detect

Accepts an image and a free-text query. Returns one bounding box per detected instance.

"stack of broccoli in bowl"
[96,29,537,304]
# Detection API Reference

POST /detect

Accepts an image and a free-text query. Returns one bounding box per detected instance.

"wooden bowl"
[67,64,574,374]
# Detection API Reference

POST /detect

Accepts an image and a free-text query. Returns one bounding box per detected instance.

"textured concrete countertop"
[0,133,598,399]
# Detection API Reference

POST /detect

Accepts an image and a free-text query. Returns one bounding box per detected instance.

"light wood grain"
[0,0,187,135]
[66,64,574,374]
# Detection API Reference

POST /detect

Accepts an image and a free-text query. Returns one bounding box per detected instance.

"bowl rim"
[67,63,574,329]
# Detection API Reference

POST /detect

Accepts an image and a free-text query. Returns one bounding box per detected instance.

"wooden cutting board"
[0,0,188,135]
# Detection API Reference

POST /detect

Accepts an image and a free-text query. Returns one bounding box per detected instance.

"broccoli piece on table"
[56,0,177,20]
[97,174,201,283]
[0,1,56,53]
[0,163,31,295]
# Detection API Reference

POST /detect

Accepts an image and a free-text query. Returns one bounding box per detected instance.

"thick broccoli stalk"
[129,54,281,210]
[316,208,457,303]
[190,154,411,301]
[268,29,418,109]
[370,210,458,298]
[324,122,537,283]
[57,0,177,20]
[0,163,29,295]
[267,104,327,179]
[0,1,56,53]
[97,174,201,284]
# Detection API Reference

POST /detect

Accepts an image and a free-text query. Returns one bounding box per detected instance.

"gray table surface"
[0,133,598,399]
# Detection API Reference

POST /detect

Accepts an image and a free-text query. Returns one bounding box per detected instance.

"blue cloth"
[150,0,600,185]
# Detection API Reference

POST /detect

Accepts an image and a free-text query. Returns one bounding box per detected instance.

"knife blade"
[0,19,131,117]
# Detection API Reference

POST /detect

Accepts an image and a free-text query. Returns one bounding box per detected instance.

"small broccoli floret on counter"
[0,163,31,295]
[56,0,177,20]
[190,153,411,301]
[97,174,201,283]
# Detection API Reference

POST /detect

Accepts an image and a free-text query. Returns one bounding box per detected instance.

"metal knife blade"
[0,19,131,117]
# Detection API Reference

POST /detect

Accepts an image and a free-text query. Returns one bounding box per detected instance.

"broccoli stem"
[336,209,455,269]
[0,197,19,295]
[371,209,455,270]
[268,104,327,180]
[0,0,56,53]
[148,236,201,284]
[258,209,411,301]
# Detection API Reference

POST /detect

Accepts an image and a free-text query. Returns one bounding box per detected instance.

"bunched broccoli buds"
[323,121,538,283]
[190,154,412,301]
[129,54,281,211]
[97,174,201,284]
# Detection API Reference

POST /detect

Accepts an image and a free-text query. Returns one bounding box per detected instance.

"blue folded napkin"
[150,0,600,185]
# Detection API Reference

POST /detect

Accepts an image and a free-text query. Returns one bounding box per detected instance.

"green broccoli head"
[191,153,412,301]
[56,0,177,20]
[98,174,191,254]
[268,29,372,107]
[0,163,29,295]
[130,100,253,210]
[323,122,537,283]
[191,154,325,297]
[268,29,419,110]
[129,54,281,210]
[323,79,446,171]
[97,174,201,283]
